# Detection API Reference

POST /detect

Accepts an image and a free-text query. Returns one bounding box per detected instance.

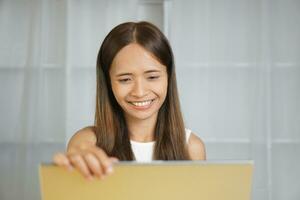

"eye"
[148,76,160,80]
[118,78,131,83]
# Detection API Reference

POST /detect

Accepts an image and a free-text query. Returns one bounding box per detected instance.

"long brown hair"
[95,21,189,160]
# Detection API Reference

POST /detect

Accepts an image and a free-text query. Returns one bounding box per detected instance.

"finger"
[110,157,119,164]
[69,154,93,180]
[83,153,104,179]
[53,153,73,171]
[90,147,114,175]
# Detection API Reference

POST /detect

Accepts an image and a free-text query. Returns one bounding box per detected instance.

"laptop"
[39,160,253,200]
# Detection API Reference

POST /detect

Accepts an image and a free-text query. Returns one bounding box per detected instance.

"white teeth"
[130,100,152,107]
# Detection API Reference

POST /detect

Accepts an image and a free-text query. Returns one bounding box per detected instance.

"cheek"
[111,83,128,103]
[154,79,168,99]
[111,83,121,102]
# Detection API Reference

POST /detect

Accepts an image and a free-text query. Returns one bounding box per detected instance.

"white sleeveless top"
[130,128,192,162]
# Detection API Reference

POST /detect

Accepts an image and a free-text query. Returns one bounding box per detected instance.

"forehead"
[110,43,166,74]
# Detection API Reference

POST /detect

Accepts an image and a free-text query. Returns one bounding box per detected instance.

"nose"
[130,78,147,98]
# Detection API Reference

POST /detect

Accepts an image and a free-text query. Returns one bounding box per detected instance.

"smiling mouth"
[128,99,155,107]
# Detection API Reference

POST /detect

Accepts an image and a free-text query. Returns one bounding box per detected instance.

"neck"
[125,114,157,142]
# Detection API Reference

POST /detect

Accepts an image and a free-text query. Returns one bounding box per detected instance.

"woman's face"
[109,43,168,123]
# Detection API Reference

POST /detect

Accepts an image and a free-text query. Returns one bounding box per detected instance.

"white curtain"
[169,0,300,200]
[0,0,139,199]
[0,0,299,200]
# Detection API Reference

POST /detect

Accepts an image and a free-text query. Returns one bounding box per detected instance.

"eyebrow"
[116,70,162,77]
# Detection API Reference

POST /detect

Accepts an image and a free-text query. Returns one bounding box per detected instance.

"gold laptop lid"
[39,161,253,200]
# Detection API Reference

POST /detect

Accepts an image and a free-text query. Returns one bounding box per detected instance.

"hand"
[53,143,119,180]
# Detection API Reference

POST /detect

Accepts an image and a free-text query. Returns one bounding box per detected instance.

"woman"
[53,21,206,180]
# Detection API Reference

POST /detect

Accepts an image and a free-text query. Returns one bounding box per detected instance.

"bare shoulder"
[187,132,206,160]
[67,126,97,151]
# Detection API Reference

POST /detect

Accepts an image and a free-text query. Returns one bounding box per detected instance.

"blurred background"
[0,0,299,199]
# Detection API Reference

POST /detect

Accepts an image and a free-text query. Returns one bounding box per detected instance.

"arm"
[67,126,97,152]
[53,126,118,180]
[187,133,206,160]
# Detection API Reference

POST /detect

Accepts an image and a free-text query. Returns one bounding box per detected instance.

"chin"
[126,111,158,121]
